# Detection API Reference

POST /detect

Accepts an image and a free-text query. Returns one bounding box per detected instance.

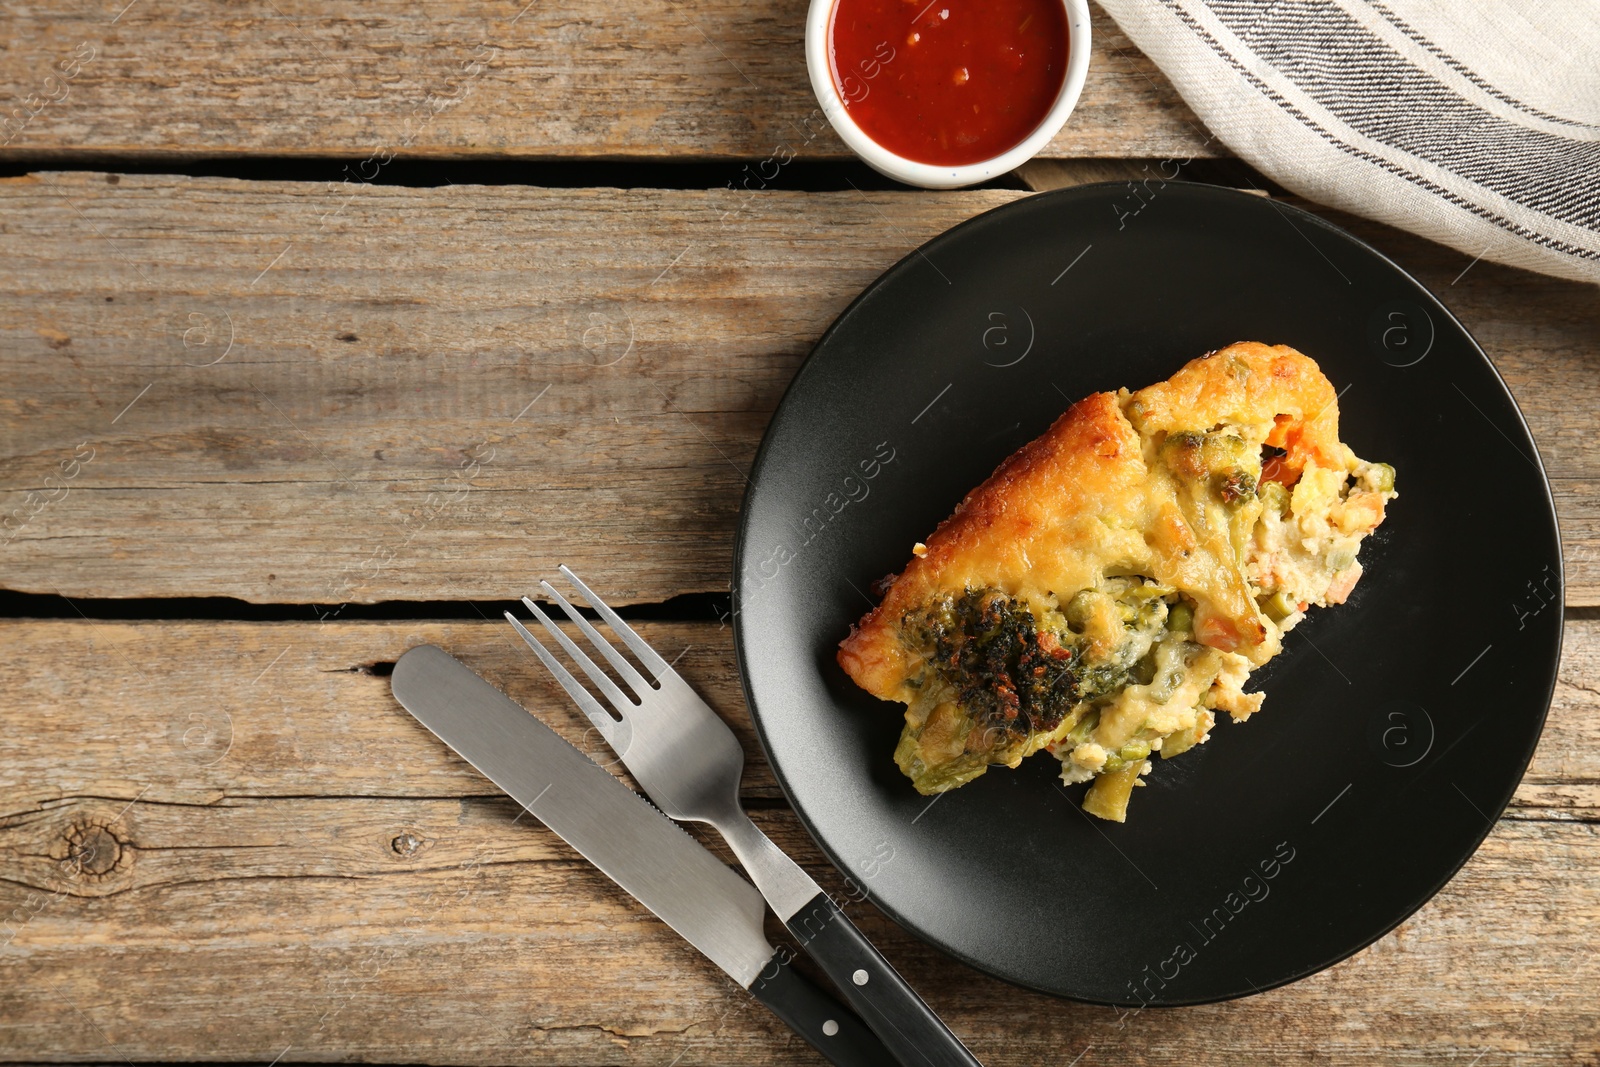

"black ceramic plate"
[732,182,1562,1005]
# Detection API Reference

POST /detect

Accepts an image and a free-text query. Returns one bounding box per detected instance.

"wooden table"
[2,3,1596,1063]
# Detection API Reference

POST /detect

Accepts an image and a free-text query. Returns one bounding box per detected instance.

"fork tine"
[503,611,622,739]
[520,597,638,714]
[557,565,672,678]
[539,581,654,698]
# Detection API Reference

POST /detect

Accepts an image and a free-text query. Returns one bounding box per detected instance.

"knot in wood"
[391,831,424,857]
[63,821,124,880]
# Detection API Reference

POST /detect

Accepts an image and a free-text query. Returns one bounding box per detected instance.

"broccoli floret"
[911,590,1082,744]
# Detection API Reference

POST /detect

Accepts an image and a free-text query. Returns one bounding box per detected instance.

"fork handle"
[786,893,984,1067]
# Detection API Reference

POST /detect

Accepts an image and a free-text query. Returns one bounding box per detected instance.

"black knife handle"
[749,948,891,1067]
[786,892,982,1067]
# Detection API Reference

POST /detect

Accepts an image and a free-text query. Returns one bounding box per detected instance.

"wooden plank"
[1,173,1596,605]
[0,619,785,801]
[0,173,1018,606]
[0,803,1594,1064]
[1519,615,1600,821]
[0,618,1594,816]
[0,617,1594,1061]
[0,1,1216,162]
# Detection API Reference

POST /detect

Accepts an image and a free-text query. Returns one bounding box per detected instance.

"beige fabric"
[1097,0,1600,284]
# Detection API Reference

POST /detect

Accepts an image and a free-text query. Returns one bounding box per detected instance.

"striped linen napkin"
[1097,0,1600,284]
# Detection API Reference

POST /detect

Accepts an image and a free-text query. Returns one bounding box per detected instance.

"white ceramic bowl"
[805,0,1092,189]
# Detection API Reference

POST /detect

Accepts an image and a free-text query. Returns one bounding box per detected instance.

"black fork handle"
[785,892,984,1067]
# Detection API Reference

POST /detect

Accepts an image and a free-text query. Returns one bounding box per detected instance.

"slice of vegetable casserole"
[837,342,1396,821]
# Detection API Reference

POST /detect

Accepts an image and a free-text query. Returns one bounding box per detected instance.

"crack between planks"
[0,589,731,623]
[1500,811,1600,826]
[3,596,1592,627]
[0,155,1034,193]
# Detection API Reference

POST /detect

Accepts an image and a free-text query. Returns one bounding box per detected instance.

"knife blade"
[390,644,888,1066]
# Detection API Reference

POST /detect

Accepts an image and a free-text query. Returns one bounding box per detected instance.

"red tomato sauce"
[829,0,1070,167]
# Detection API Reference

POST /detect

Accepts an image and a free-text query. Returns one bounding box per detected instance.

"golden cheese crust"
[836,342,1395,819]
[841,342,1338,695]
[838,389,1141,700]
[1127,340,1348,474]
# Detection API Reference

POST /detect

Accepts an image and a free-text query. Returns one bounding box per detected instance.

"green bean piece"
[1083,761,1143,822]
[1065,708,1100,747]
[1260,590,1297,622]
[1161,722,1201,758]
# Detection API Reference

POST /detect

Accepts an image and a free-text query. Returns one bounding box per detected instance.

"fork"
[507,566,983,1067]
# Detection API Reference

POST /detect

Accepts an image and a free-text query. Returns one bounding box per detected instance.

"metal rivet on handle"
[822,1019,840,1037]
[852,969,869,986]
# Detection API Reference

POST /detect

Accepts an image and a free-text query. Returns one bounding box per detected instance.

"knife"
[390,644,890,1066]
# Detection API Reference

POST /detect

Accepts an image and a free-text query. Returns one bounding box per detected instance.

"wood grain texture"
[1,806,1596,1066]
[0,2,1593,1060]
[0,620,1596,1064]
[0,0,1216,163]
[1,618,1594,815]
[0,173,1018,606]
[1,173,1596,606]
[0,619,782,801]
